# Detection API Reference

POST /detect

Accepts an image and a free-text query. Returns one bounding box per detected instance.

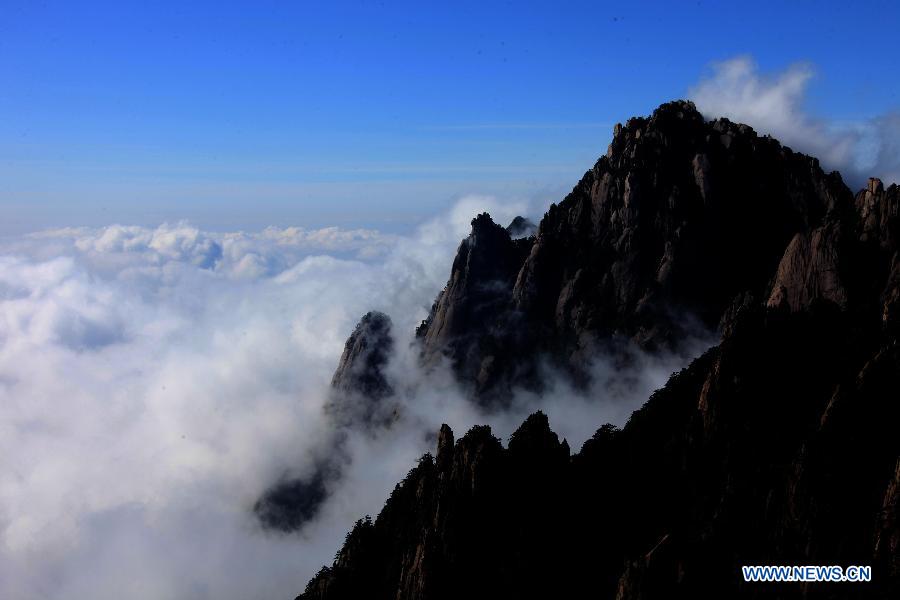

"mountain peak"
[506,216,537,239]
[293,99,899,600]
[469,212,503,236]
[418,100,857,400]
[330,311,394,405]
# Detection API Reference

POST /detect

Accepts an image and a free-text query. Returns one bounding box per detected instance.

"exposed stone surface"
[853,181,900,330]
[297,308,899,600]
[767,221,848,311]
[297,413,572,600]
[290,101,900,598]
[417,100,857,400]
[416,213,534,399]
[327,311,396,427]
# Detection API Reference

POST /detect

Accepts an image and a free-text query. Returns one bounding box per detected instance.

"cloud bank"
[689,56,900,187]
[0,194,705,600]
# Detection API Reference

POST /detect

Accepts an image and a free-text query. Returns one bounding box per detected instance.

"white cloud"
[0,196,706,600]
[19,221,398,280]
[689,56,899,187]
[0,199,497,599]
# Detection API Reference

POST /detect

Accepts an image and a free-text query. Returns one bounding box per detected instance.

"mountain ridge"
[416,100,860,402]
[289,100,899,599]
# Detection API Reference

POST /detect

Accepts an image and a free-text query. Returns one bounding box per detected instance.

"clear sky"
[2,0,899,234]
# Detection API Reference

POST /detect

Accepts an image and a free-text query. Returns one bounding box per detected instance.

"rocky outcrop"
[297,413,572,600]
[853,180,900,330]
[327,311,396,428]
[256,312,397,532]
[767,221,848,311]
[417,100,855,401]
[856,177,898,246]
[416,214,534,399]
[766,178,899,321]
[291,101,900,598]
[505,216,537,239]
[297,305,899,600]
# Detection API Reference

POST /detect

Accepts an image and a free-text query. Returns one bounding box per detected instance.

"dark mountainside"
[291,101,899,598]
[255,312,396,531]
[327,310,396,428]
[417,100,850,402]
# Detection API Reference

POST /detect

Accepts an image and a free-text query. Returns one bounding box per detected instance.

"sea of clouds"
[0,195,697,600]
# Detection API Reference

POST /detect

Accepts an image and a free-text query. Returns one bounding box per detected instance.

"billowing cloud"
[0,195,709,600]
[19,221,398,277]
[689,56,900,187]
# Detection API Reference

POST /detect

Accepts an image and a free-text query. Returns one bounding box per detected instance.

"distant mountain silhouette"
[255,311,397,531]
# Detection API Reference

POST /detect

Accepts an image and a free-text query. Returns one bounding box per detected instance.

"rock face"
[855,179,900,330]
[328,311,396,427]
[417,101,852,400]
[416,214,534,399]
[255,312,396,531]
[298,309,899,600]
[292,101,900,598]
[297,413,572,600]
[766,222,848,311]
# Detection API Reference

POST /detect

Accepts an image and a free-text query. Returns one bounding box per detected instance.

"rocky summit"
[417,100,859,402]
[291,100,899,599]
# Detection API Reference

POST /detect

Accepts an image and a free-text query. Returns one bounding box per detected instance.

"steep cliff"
[416,214,535,398]
[298,308,898,600]
[327,311,397,428]
[417,100,853,400]
[292,101,899,598]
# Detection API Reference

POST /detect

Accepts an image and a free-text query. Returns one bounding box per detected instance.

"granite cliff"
[291,101,898,598]
[417,101,852,401]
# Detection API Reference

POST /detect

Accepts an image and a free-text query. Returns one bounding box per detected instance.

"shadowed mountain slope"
[291,101,899,598]
[254,311,396,532]
[417,100,855,402]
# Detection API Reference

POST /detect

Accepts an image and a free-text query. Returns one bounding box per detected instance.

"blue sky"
[2,0,899,234]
